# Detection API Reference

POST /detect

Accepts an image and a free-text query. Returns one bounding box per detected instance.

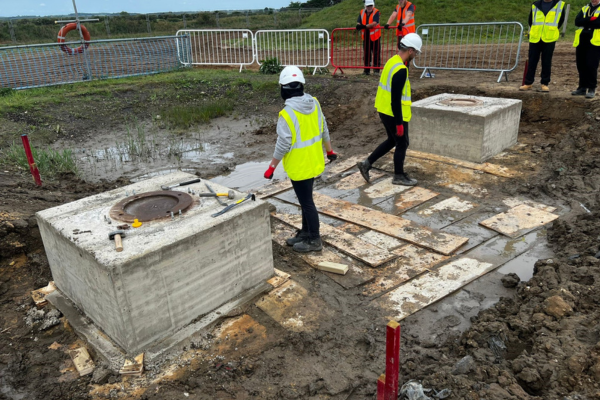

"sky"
[1,0,294,17]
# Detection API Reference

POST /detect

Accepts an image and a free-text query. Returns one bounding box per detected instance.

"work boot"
[586,89,596,99]
[392,173,418,186]
[572,87,587,96]
[357,160,372,183]
[519,84,533,91]
[540,84,550,92]
[293,238,323,253]
[286,230,309,246]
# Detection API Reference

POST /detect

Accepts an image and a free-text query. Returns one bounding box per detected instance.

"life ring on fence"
[57,23,91,55]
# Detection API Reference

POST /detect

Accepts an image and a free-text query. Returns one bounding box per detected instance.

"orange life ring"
[57,23,91,55]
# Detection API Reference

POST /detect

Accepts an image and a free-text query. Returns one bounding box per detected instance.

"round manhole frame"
[438,97,484,107]
[109,190,195,223]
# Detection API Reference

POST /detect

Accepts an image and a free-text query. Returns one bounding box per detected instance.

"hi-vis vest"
[529,1,564,43]
[395,2,416,37]
[360,8,382,41]
[574,5,600,47]
[280,98,325,181]
[374,55,412,122]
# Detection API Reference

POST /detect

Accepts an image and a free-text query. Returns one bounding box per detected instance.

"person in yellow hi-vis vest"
[572,0,600,98]
[520,0,565,92]
[264,66,337,253]
[357,33,422,187]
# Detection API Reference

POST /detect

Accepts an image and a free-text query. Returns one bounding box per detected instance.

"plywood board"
[441,211,499,254]
[68,347,95,376]
[272,222,374,289]
[267,269,291,289]
[255,179,293,199]
[479,204,559,238]
[321,154,368,180]
[402,196,478,230]
[376,257,494,321]
[336,222,369,235]
[394,187,440,214]
[363,178,413,199]
[363,245,448,296]
[331,170,386,191]
[308,193,469,255]
[274,213,397,267]
[358,230,406,251]
[31,281,56,308]
[502,197,557,213]
[406,149,518,178]
[120,353,144,376]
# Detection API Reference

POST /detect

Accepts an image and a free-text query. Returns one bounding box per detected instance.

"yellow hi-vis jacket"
[374,55,412,122]
[574,5,600,47]
[280,98,325,181]
[530,1,564,43]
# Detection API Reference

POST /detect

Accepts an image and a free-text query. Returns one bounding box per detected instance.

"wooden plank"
[363,245,448,296]
[267,269,291,289]
[406,149,518,178]
[317,261,349,275]
[375,258,493,321]
[331,170,385,191]
[363,178,413,199]
[272,222,374,289]
[394,187,439,214]
[119,353,144,376]
[320,154,368,181]
[502,197,557,213]
[401,196,479,230]
[479,204,559,238]
[254,179,293,199]
[31,281,56,308]
[68,347,95,376]
[358,230,406,251]
[308,193,469,255]
[274,213,397,267]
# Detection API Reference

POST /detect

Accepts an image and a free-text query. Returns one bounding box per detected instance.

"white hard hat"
[279,66,305,85]
[400,33,423,53]
[365,0,375,6]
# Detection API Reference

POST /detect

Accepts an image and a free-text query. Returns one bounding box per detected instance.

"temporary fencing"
[330,26,400,75]
[414,22,524,82]
[0,35,190,90]
[255,29,330,71]
[176,29,254,71]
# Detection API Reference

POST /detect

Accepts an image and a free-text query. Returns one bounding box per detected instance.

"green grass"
[0,141,78,176]
[161,99,234,128]
[302,0,590,37]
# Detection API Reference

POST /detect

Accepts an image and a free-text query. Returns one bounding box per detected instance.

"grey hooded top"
[273,93,330,161]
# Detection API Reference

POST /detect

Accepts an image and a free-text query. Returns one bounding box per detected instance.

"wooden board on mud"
[394,187,440,214]
[405,149,519,178]
[479,204,559,238]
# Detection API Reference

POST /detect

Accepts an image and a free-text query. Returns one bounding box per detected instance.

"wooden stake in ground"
[377,373,386,400]
[385,321,401,400]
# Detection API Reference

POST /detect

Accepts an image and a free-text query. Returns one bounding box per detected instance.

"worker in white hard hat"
[264,66,337,253]
[357,0,382,75]
[358,33,422,186]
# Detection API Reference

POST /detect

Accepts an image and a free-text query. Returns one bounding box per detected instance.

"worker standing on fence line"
[519,0,565,93]
[357,33,422,187]
[572,0,600,99]
[385,0,415,47]
[357,0,382,75]
[264,66,337,253]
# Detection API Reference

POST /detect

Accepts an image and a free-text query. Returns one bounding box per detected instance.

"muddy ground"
[2,42,600,399]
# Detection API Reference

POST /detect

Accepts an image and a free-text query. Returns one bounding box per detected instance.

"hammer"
[161,178,201,191]
[197,190,235,199]
[108,230,126,252]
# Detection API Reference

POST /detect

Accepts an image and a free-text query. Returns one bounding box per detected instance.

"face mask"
[280,86,304,100]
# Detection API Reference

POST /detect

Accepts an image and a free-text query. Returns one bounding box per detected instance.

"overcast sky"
[1,0,293,17]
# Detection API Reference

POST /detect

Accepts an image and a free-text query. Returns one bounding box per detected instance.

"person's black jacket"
[528,0,566,28]
[575,2,600,35]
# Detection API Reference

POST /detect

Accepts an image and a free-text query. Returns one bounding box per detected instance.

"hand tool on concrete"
[211,193,255,218]
[161,178,201,191]
[108,230,126,252]
[197,190,235,200]
[205,182,228,206]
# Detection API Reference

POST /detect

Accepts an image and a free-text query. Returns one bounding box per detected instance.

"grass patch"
[0,141,78,177]
[162,100,234,128]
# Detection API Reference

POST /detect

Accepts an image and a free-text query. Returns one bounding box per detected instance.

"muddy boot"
[540,84,549,92]
[586,89,596,99]
[293,238,323,253]
[572,88,587,96]
[357,159,372,183]
[286,230,309,246]
[392,173,417,186]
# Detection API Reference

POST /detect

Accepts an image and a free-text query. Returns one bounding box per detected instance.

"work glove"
[396,125,404,137]
[384,24,390,29]
[326,150,338,162]
[592,16,598,21]
[264,165,275,179]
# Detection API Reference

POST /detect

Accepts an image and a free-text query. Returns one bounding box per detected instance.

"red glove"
[326,150,338,161]
[396,125,404,137]
[264,165,275,179]
[592,16,598,21]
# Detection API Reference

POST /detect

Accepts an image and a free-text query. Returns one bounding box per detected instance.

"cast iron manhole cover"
[110,190,194,222]
[438,98,484,107]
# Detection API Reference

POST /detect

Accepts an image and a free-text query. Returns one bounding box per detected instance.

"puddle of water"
[211,161,288,192]
[498,240,554,281]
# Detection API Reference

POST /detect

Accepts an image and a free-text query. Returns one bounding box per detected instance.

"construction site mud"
[2,43,600,399]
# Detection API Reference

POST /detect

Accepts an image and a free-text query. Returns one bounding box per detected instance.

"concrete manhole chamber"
[410,93,522,163]
[36,172,274,356]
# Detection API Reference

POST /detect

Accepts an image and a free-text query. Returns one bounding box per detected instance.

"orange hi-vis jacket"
[360,8,382,41]
[395,2,416,37]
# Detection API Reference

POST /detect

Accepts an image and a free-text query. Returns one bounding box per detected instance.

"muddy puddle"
[211,161,288,192]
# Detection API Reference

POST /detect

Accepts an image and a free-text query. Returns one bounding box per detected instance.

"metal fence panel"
[330,27,399,75]
[176,29,254,69]
[414,22,524,82]
[255,29,329,70]
[0,36,190,90]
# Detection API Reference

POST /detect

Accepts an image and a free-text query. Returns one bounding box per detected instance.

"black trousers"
[363,37,381,74]
[525,40,556,85]
[576,36,600,90]
[291,178,320,239]
[367,113,409,176]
